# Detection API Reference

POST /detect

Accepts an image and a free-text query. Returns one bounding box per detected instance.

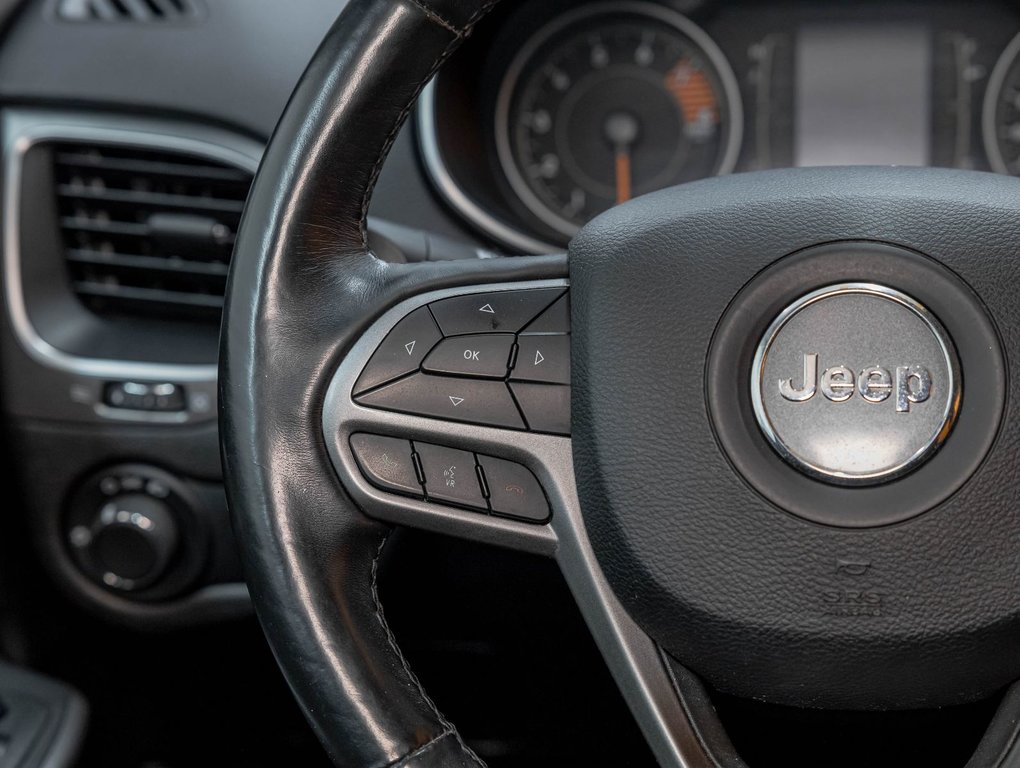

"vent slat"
[60,217,151,237]
[67,249,230,277]
[54,141,251,323]
[74,281,224,309]
[58,184,245,214]
[55,152,248,182]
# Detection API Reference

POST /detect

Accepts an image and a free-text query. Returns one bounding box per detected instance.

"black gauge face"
[985,32,1020,175]
[496,3,742,240]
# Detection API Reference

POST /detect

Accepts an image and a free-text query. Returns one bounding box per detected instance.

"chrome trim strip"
[982,30,1020,176]
[416,85,559,254]
[322,279,709,767]
[2,111,263,383]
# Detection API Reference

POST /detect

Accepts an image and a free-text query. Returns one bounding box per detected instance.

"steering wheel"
[220,1,1020,765]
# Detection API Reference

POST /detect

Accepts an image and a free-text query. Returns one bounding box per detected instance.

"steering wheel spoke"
[323,267,721,766]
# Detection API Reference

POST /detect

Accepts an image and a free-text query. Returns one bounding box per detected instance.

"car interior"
[1,0,1020,766]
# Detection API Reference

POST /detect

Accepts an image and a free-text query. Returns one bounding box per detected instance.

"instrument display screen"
[795,24,932,167]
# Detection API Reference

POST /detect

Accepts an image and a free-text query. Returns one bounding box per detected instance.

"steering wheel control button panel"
[353,306,443,396]
[349,434,422,497]
[422,334,514,378]
[428,288,564,335]
[352,288,571,434]
[510,382,571,435]
[414,442,487,510]
[476,456,550,523]
[752,283,961,485]
[357,374,527,429]
[347,433,551,524]
[512,335,570,384]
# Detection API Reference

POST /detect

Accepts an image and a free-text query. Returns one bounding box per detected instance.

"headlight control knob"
[70,493,179,592]
[66,464,209,598]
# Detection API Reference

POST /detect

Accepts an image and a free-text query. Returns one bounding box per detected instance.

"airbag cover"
[569,166,1016,709]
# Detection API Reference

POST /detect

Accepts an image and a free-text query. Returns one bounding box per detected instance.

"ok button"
[422,334,514,379]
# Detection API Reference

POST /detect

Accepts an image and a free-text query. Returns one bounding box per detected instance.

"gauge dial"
[984,31,1020,175]
[495,3,742,240]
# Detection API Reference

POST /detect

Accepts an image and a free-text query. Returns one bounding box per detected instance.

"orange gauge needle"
[615,147,632,204]
[605,111,640,207]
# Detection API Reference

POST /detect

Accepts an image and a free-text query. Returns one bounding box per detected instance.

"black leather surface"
[219,1,571,767]
[571,166,1020,710]
[409,0,499,29]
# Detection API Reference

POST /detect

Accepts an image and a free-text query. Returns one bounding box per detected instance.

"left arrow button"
[353,307,443,395]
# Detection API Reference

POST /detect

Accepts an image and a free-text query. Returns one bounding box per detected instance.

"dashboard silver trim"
[494,1,744,241]
[322,278,709,768]
[2,111,263,384]
[982,30,1020,176]
[417,84,559,254]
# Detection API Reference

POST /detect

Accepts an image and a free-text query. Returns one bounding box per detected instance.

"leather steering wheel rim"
[218,1,559,765]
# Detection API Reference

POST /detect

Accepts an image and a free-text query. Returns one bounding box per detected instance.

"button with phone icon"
[477,455,550,523]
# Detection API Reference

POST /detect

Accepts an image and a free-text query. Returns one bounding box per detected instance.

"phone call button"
[478,456,550,523]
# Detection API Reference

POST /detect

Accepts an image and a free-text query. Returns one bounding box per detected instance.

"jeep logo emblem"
[751,284,960,486]
[778,353,931,412]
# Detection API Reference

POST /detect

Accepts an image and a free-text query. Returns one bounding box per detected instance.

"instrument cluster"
[419,0,1020,252]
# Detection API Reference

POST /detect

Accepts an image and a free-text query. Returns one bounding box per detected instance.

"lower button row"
[349,433,550,523]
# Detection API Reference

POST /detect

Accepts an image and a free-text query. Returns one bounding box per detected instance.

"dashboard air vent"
[55,0,199,23]
[53,142,253,323]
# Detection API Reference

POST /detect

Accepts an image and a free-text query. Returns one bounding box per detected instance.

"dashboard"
[421,0,1020,252]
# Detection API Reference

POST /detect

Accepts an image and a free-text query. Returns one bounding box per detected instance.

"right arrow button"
[512,335,570,385]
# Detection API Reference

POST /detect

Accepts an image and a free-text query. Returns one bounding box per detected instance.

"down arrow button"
[356,374,526,430]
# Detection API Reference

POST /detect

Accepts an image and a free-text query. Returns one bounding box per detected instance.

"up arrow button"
[429,289,565,335]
